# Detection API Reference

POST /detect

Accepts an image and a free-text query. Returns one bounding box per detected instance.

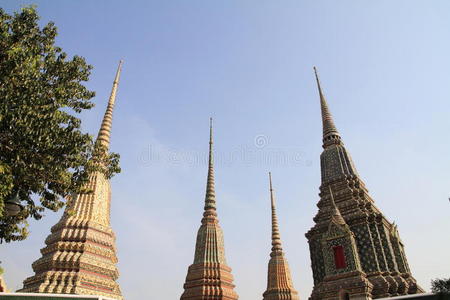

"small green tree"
[0,6,120,242]
[432,278,450,295]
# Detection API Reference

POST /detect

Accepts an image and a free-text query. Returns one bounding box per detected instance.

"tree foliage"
[432,278,450,295]
[0,6,120,242]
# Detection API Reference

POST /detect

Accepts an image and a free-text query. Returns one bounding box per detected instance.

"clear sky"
[2,1,450,299]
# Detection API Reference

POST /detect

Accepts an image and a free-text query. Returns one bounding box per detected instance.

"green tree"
[432,278,450,295]
[0,6,120,242]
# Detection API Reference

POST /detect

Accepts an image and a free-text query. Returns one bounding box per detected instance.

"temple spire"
[307,69,424,300]
[203,117,217,219]
[313,67,341,147]
[269,172,282,253]
[96,60,123,149]
[263,173,300,300]
[19,60,124,299]
[181,118,238,300]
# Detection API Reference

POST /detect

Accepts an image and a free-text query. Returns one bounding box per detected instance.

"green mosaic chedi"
[305,68,424,300]
[180,119,238,300]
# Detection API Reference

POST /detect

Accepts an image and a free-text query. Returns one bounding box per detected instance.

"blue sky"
[2,1,450,299]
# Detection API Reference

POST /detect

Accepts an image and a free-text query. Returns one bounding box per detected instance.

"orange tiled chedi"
[262,172,300,300]
[18,61,124,300]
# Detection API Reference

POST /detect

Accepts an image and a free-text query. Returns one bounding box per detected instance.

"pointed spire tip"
[269,172,282,253]
[269,172,273,191]
[203,117,217,218]
[314,66,321,89]
[96,60,123,149]
[209,117,213,145]
[315,67,341,144]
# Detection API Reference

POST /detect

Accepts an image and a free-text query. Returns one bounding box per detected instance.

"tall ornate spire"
[313,68,358,183]
[269,172,282,253]
[97,60,123,149]
[313,67,341,148]
[19,61,124,300]
[306,69,423,300]
[263,172,299,300]
[180,119,238,300]
[203,117,217,219]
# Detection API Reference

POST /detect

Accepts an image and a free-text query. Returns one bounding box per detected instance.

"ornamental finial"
[269,172,283,253]
[96,60,124,149]
[203,117,217,219]
[313,67,341,148]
